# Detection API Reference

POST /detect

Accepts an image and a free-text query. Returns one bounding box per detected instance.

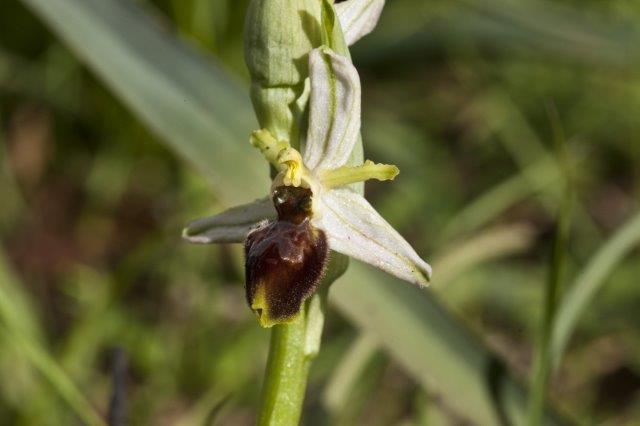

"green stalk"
[527,106,572,425]
[258,293,327,425]
[258,310,312,426]
[258,257,347,425]
[527,209,570,424]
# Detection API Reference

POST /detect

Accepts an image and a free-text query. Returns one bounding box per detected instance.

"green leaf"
[331,262,565,425]
[20,0,268,205]
[322,333,378,414]
[551,212,640,369]
[0,252,105,426]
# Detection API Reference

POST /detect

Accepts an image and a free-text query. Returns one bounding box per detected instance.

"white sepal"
[303,47,361,172]
[316,188,432,286]
[182,198,275,244]
[335,0,385,46]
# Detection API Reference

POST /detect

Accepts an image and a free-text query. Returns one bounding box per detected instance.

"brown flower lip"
[244,186,328,327]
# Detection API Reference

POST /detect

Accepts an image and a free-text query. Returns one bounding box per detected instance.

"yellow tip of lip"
[256,312,276,328]
[252,308,298,328]
[250,285,271,327]
[250,285,297,328]
[251,292,300,328]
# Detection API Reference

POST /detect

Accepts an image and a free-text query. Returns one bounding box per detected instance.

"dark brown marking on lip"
[244,186,329,325]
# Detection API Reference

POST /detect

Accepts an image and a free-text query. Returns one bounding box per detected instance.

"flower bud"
[244,0,324,146]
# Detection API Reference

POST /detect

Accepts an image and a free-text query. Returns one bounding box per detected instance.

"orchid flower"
[184,0,430,327]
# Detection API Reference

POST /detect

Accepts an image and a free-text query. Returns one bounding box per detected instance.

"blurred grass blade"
[0,247,40,343]
[19,0,268,205]
[472,92,598,239]
[322,333,378,414]
[434,223,536,286]
[8,331,106,426]
[442,91,592,242]
[0,252,105,426]
[442,159,555,239]
[331,263,564,425]
[528,132,573,424]
[551,212,640,370]
[325,223,536,418]
[356,0,640,69]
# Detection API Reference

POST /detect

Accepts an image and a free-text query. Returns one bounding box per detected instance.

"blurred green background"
[1,0,639,424]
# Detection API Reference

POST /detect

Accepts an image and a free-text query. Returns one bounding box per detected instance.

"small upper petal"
[303,47,361,172]
[182,198,275,244]
[335,0,385,46]
[316,188,432,286]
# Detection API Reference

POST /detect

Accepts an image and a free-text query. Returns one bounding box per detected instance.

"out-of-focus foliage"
[1,0,639,424]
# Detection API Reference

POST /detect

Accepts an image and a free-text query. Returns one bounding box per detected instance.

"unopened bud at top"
[244,0,324,146]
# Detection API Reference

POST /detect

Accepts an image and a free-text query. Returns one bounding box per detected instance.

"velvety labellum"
[244,186,329,327]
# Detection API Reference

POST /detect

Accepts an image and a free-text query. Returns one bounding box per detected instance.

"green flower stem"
[258,309,313,426]
[258,257,347,425]
[258,294,326,425]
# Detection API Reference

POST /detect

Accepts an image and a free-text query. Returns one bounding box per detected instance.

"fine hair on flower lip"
[244,186,329,327]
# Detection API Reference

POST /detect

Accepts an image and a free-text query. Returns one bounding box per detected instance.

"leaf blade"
[20,0,268,204]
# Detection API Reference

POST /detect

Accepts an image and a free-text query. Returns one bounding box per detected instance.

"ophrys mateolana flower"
[184,0,430,327]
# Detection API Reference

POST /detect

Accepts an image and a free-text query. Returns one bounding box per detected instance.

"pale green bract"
[184,1,431,287]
